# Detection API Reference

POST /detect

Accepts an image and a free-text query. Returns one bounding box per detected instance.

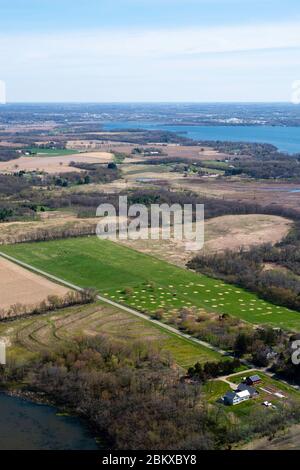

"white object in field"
[274,392,286,399]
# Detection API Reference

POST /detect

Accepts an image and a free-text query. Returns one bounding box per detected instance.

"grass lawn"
[0,302,221,369]
[1,236,300,330]
[203,380,229,403]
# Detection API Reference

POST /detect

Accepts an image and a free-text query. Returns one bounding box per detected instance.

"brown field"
[115,214,292,267]
[176,178,300,214]
[0,151,114,174]
[0,256,69,311]
[204,214,292,253]
[67,140,226,161]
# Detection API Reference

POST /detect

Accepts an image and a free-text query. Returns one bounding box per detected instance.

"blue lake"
[104,122,300,154]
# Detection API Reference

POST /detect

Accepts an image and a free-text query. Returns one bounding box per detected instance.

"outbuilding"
[246,375,261,386]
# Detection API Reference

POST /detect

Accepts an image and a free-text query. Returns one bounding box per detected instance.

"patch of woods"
[151,306,295,376]
[1,335,300,449]
[38,187,300,223]
[225,157,300,180]
[270,334,300,384]
[85,129,193,145]
[0,164,119,222]
[186,358,241,382]
[0,148,20,162]
[0,164,118,195]
[0,173,33,197]
[197,141,280,158]
[168,140,300,181]
[0,288,97,321]
[125,189,300,221]
[0,220,99,245]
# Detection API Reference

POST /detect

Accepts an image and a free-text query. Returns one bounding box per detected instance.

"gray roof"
[224,391,236,400]
[237,383,258,396]
[248,375,261,382]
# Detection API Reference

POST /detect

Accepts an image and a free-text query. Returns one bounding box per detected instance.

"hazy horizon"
[1,1,300,102]
[1,101,297,105]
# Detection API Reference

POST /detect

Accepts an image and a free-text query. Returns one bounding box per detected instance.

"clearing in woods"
[1,237,300,330]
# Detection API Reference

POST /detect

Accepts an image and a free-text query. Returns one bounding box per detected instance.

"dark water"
[0,393,99,450]
[104,122,300,154]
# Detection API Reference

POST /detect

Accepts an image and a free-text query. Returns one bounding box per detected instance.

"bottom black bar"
[0,450,298,467]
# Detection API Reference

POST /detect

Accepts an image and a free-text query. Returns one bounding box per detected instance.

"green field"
[201,160,230,170]
[0,301,221,368]
[1,237,300,330]
[25,147,78,156]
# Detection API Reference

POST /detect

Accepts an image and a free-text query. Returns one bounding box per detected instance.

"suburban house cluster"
[223,375,261,406]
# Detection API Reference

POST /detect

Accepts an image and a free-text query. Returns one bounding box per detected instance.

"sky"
[1,0,300,102]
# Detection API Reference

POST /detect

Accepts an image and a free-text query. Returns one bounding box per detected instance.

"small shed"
[246,375,261,386]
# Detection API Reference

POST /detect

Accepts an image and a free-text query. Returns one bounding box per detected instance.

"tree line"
[0,288,97,321]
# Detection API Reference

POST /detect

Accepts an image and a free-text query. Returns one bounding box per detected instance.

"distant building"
[223,389,250,406]
[246,375,261,386]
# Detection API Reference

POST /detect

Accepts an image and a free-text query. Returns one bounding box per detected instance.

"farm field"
[0,256,69,311]
[1,237,300,330]
[26,148,78,156]
[121,163,181,182]
[0,301,222,368]
[0,151,114,174]
[66,141,226,161]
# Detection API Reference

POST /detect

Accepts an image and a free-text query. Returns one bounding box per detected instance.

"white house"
[223,389,250,406]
